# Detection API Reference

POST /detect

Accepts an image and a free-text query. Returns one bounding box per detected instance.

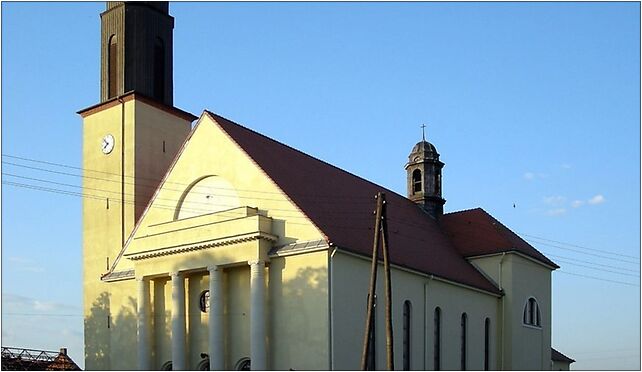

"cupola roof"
[410,140,438,155]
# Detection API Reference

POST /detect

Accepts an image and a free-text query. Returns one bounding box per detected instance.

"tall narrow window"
[366,294,377,370]
[523,297,541,327]
[436,172,442,195]
[433,307,441,370]
[403,300,412,370]
[484,318,490,370]
[461,313,467,370]
[412,169,422,193]
[108,34,118,98]
[153,37,165,101]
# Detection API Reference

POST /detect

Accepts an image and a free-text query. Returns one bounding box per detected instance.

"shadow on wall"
[84,292,111,370]
[110,296,138,368]
[84,292,139,370]
[84,259,329,370]
[272,265,328,370]
[269,218,298,246]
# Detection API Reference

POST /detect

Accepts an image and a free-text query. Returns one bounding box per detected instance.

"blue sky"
[2,2,640,370]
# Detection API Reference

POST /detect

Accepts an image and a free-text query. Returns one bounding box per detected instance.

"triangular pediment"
[107,113,325,276]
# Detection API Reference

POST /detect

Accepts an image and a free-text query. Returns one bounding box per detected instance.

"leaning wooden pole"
[380,193,394,370]
[360,192,384,370]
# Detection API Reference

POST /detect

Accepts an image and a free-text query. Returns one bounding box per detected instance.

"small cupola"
[405,131,446,220]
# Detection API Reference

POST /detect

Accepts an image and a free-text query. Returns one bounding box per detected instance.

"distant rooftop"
[1,346,81,371]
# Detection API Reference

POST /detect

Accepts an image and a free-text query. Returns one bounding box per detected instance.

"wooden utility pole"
[381,194,394,370]
[360,193,383,370]
[360,192,394,370]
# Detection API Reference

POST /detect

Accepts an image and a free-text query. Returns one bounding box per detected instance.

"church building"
[79,2,573,370]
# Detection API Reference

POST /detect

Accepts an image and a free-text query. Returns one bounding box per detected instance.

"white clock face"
[101,134,115,154]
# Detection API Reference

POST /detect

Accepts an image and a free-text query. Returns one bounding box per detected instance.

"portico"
[128,207,275,370]
[135,261,268,371]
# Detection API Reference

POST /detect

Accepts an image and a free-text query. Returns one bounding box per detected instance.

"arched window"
[197,358,209,371]
[153,37,165,101]
[435,172,442,195]
[108,34,118,98]
[235,357,251,371]
[199,290,210,313]
[402,300,412,370]
[484,318,490,370]
[523,297,541,327]
[412,169,422,193]
[433,307,441,370]
[460,313,467,370]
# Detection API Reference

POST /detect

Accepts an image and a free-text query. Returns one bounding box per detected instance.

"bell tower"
[405,132,446,220]
[101,2,174,105]
[80,2,196,369]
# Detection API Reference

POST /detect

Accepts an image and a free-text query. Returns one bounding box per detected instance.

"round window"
[235,357,251,371]
[199,290,210,313]
[197,358,210,371]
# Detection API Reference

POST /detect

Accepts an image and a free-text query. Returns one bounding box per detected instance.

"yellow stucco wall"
[331,250,499,371]
[503,253,552,370]
[470,253,553,370]
[268,251,329,370]
[82,98,192,370]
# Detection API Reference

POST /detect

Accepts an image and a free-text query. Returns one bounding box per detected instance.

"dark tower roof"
[107,2,168,13]
[410,140,438,157]
[100,1,175,106]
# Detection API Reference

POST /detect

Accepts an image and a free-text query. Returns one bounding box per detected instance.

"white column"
[171,271,186,370]
[249,259,266,370]
[137,277,151,370]
[208,266,224,370]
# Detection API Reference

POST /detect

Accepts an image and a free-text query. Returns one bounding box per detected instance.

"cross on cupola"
[404,125,446,220]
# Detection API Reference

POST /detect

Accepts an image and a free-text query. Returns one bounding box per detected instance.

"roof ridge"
[444,207,483,216]
[205,110,410,202]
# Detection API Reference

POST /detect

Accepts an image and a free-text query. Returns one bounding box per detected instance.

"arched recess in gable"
[175,175,241,220]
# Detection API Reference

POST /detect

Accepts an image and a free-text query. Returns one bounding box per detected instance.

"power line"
[2,313,83,317]
[2,172,371,219]
[571,348,642,355]
[551,258,639,278]
[540,251,639,273]
[2,180,373,230]
[387,223,641,287]
[1,154,374,202]
[518,232,639,261]
[5,154,640,287]
[2,160,373,205]
[389,214,640,268]
[6,153,636,265]
[6,180,639,288]
[523,238,639,265]
[555,271,639,287]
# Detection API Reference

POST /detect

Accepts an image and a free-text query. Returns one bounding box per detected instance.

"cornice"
[124,231,278,261]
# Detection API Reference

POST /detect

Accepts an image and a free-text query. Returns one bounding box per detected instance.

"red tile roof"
[209,111,503,294]
[441,208,559,268]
